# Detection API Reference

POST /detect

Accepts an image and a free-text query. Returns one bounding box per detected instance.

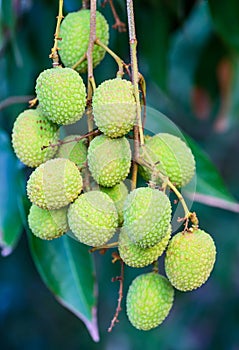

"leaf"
[27,231,99,342]
[0,130,24,256]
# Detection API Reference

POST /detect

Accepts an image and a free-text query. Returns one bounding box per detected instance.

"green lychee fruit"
[28,204,68,240]
[92,78,136,138]
[100,181,128,225]
[27,158,83,210]
[165,229,216,291]
[55,135,87,169]
[123,187,172,248]
[58,9,109,73]
[119,226,171,268]
[68,191,118,247]
[35,67,86,125]
[12,109,59,167]
[139,133,195,188]
[126,272,174,330]
[87,135,131,187]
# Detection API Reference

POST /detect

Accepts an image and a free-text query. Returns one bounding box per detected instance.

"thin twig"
[0,96,34,111]
[89,241,119,253]
[71,53,87,70]
[49,0,64,66]
[108,259,125,332]
[109,0,127,32]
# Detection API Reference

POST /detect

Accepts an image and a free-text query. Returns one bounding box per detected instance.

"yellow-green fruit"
[58,9,109,73]
[92,79,136,138]
[27,158,83,210]
[126,273,174,330]
[123,187,172,248]
[87,135,131,187]
[28,204,68,240]
[139,133,195,188]
[12,109,59,167]
[55,135,87,168]
[165,229,216,291]
[35,67,86,125]
[68,191,118,247]
[100,182,128,225]
[119,226,171,268]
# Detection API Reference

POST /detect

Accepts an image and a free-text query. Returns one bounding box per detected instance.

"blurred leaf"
[27,231,99,342]
[0,130,24,256]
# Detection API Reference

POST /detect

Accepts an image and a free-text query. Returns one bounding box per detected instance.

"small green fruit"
[100,181,128,225]
[27,158,83,210]
[68,191,118,247]
[87,135,131,187]
[58,9,109,73]
[28,205,68,240]
[119,226,171,267]
[123,187,172,248]
[139,133,195,188]
[126,272,174,330]
[55,135,87,168]
[165,229,216,291]
[12,109,59,167]
[92,78,136,138]
[35,67,86,125]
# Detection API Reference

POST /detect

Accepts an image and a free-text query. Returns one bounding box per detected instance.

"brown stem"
[49,0,64,66]
[0,95,34,111]
[89,241,119,253]
[108,0,127,32]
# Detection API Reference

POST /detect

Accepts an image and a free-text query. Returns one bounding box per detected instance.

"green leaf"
[27,231,99,342]
[0,130,24,256]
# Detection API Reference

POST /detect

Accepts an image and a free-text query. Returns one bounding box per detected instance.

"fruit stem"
[107,0,127,32]
[0,95,34,111]
[89,241,119,252]
[71,53,87,70]
[95,38,124,77]
[49,0,64,66]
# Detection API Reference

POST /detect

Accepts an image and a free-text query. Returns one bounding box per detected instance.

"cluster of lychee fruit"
[11,7,216,332]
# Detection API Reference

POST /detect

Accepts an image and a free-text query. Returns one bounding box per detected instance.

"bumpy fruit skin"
[55,135,87,168]
[35,67,86,125]
[92,78,136,138]
[165,229,216,291]
[87,135,131,187]
[27,158,83,210]
[123,187,172,248]
[68,191,118,247]
[119,226,171,268]
[126,272,174,330]
[28,205,68,240]
[100,181,128,225]
[12,109,59,167]
[58,9,109,73]
[139,133,195,188]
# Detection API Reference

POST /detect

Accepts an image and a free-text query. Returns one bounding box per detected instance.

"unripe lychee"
[126,272,174,330]
[12,109,59,167]
[28,204,68,240]
[100,181,128,225]
[123,187,172,248]
[119,226,171,268]
[55,135,87,169]
[58,9,109,73]
[35,67,86,125]
[87,135,131,187]
[27,158,83,210]
[165,229,216,291]
[68,191,118,247]
[139,133,195,188]
[92,78,136,138]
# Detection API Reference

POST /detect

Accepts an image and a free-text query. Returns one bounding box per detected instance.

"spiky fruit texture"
[119,226,171,268]
[126,273,174,330]
[92,78,136,138]
[87,135,131,187]
[100,182,128,225]
[35,67,86,125]
[165,229,216,291]
[55,135,87,168]
[58,9,109,73]
[12,109,59,167]
[123,187,172,248]
[27,158,83,210]
[68,191,118,247]
[28,205,68,240]
[139,133,195,188]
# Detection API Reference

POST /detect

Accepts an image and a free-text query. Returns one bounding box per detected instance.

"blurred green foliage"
[1,0,239,349]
